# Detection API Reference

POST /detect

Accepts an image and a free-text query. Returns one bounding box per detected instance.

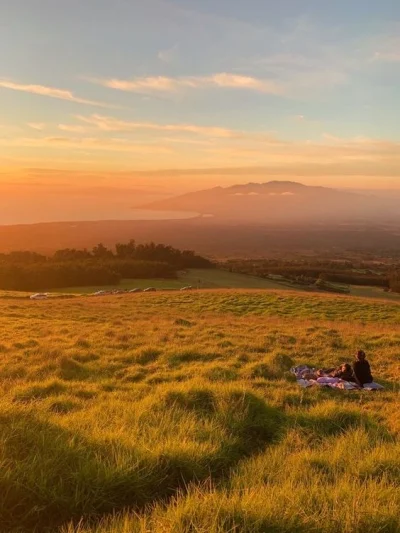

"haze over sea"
[0,203,197,225]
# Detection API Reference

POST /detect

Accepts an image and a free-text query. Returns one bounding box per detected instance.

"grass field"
[50,269,400,305]
[349,284,400,302]
[52,269,298,294]
[0,289,399,532]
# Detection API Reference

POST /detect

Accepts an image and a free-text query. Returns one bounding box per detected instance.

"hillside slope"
[0,290,398,532]
[145,181,398,223]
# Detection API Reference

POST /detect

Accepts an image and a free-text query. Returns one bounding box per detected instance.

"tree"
[389,270,400,293]
[92,243,113,259]
[53,248,92,261]
[115,239,136,259]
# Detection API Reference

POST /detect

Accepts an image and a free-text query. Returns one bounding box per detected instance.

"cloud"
[0,80,113,107]
[201,135,400,175]
[58,124,87,133]
[212,73,282,93]
[0,136,173,154]
[268,192,295,196]
[291,114,321,127]
[162,137,213,146]
[240,22,354,96]
[75,114,281,144]
[373,51,400,63]
[232,192,259,196]
[76,114,242,138]
[158,44,179,63]
[370,32,400,63]
[254,53,317,69]
[93,73,283,95]
[27,123,45,131]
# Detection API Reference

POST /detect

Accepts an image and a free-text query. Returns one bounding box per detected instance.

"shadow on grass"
[290,403,391,442]
[0,389,285,532]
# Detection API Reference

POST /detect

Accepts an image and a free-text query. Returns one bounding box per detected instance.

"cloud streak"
[75,114,280,145]
[27,123,45,131]
[3,133,399,181]
[0,80,113,108]
[93,73,283,95]
[76,114,243,138]
[0,136,173,154]
[373,51,400,63]
[158,44,179,63]
[58,124,87,133]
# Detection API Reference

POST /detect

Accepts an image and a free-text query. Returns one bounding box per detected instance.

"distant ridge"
[144,180,396,224]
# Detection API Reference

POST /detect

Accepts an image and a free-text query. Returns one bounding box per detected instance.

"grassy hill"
[0,290,399,532]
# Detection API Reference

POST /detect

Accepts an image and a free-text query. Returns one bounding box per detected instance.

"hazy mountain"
[144,181,399,224]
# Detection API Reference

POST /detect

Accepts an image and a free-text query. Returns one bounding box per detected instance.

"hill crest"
[144,180,395,224]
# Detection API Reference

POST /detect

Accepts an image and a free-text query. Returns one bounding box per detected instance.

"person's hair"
[343,363,351,371]
[357,350,366,357]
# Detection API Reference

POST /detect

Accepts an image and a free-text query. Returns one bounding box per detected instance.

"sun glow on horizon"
[1,0,399,223]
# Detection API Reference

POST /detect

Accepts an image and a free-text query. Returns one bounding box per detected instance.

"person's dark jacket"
[353,360,373,385]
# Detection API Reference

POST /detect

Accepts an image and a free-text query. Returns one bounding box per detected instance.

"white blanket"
[291,366,383,391]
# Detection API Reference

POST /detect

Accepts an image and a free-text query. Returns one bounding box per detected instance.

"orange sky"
[1,0,400,224]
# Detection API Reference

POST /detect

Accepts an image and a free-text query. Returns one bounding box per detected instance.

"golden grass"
[0,290,398,532]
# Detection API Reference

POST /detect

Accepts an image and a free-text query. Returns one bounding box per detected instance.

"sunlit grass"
[0,290,399,532]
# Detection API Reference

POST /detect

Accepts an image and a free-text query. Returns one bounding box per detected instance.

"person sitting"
[330,363,356,382]
[353,350,373,387]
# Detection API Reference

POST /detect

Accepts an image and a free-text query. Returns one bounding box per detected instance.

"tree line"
[222,259,398,290]
[0,241,213,291]
[389,271,400,293]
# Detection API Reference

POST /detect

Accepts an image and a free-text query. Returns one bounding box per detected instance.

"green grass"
[0,290,399,532]
[50,269,307,294]
[47,269,400,306]
[349,284,400,301]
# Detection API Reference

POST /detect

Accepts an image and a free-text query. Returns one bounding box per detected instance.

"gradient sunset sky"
[1,0,400,195]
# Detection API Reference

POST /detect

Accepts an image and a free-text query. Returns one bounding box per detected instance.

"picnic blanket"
[291,365,384,391]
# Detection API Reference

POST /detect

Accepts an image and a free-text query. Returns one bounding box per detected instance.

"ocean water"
[0,202,198,225]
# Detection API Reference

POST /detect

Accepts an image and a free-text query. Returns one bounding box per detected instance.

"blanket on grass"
[291,365,384,391]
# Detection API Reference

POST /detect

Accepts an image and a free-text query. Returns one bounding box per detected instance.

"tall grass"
[0,290,398,532]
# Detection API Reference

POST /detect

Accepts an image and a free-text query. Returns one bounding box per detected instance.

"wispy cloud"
[372,51,400,63]
[4,133,399,181]
[158,43,180,63]
[204,135,400,168]
[370,32,400,63]
[27,122,45,131]
[76,114,242,138]
[58,124,87,133]
[162,137,213,146]
[92,73,283,95]
[244,51,348,95]
[0,136,173,154]
[0,80,113,108]
[75,114,280,144]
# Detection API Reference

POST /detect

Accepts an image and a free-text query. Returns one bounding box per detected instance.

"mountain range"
[145,181,399,224]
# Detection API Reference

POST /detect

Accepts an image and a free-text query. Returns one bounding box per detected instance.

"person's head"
[342,363,351,372]
[357,350,366,361]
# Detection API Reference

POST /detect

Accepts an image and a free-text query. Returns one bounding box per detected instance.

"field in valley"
[49,268,400,305]
[51,269,296,294]
[0,289,399,532]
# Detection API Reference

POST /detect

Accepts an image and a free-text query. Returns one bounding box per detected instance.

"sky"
[1,0,400,212]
